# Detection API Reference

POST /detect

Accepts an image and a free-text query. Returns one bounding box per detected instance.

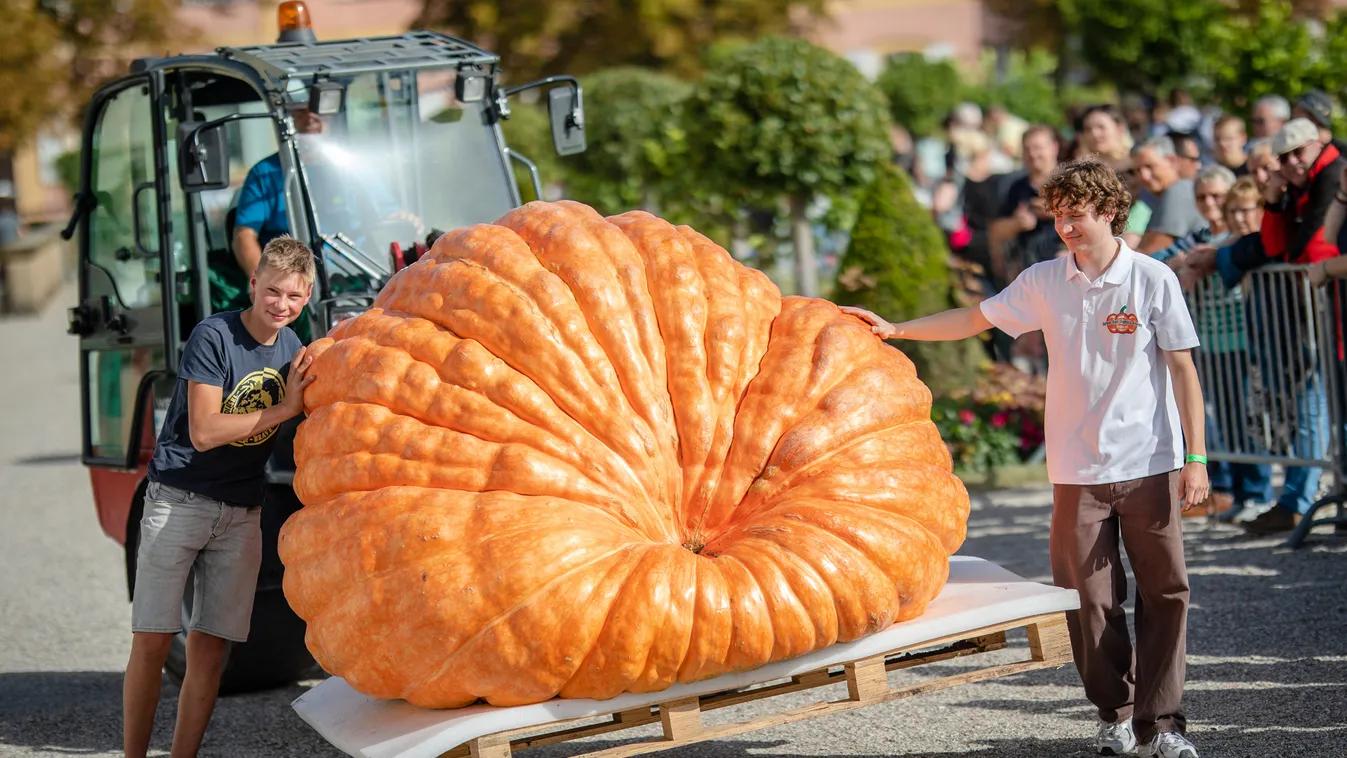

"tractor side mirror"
[177,122,230,193]
[548,86,586,157]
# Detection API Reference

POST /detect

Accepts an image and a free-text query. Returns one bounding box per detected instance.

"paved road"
[2,283,1345,757]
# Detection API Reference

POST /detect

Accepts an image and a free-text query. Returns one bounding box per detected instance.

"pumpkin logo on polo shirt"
[221,368,286,446]
[1104,305,1139,335]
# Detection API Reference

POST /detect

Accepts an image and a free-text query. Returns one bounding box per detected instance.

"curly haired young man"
[843,156,1208,758]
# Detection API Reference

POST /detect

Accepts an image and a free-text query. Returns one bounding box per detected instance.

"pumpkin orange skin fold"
[278,201,969,709]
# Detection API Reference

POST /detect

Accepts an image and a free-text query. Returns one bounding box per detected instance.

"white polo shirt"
[980,240,1200,486]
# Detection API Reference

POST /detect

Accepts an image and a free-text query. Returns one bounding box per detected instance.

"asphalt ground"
[3,282,1344,757]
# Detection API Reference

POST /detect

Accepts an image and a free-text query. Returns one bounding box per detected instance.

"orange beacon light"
[277,1,317,43]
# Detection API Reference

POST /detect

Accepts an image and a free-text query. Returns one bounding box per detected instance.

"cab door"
[68,74,178,470]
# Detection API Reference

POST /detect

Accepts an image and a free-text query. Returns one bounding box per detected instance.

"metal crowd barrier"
[1186,264,1347,547]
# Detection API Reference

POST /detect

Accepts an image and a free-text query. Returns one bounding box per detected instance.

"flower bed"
[932,362,1046,481]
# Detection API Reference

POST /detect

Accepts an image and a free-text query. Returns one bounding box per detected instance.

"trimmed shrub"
[833,162,985,396]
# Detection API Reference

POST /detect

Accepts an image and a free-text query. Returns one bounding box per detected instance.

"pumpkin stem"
[682,529,707,555]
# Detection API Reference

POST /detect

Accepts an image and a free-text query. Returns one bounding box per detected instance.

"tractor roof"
[216,30,498,87]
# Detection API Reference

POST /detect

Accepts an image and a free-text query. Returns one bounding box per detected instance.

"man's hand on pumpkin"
[839,305,902,339]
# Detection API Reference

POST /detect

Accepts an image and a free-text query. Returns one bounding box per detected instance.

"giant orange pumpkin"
[278,200,969,709]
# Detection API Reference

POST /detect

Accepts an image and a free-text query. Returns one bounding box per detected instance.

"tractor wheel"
[163,579,317,695]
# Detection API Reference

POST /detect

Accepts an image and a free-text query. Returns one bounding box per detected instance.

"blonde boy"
[122,236,316,758]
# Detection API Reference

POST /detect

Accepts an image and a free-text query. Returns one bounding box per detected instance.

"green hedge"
[832,162,984,396]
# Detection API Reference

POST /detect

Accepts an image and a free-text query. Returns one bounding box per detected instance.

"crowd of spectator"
[891,90,1347,535]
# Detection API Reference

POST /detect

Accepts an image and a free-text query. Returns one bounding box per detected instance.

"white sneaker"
[1095,717,1138,756]
[1138,731,1198,758]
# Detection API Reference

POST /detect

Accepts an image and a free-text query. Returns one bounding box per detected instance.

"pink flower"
[991,412,1008,429]
[959,409,977,425]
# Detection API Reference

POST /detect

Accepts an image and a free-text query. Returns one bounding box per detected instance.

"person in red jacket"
[1255,118,1345,266]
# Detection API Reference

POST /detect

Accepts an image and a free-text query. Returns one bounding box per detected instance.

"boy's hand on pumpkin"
[839,306,901,339]
[1177,461,1210,511]
[282,346,316,416]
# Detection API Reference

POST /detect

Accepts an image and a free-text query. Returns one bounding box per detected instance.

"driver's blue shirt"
[234,154,290,249]
[234,153,399,247]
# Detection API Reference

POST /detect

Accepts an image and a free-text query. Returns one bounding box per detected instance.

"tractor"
[62,0,584,693]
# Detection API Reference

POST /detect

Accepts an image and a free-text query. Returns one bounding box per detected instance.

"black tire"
[134,481,319,695]
[164,581,318,695]
[125,481,148,601]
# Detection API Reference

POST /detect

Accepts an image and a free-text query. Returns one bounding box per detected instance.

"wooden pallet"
[446,611,1073,758]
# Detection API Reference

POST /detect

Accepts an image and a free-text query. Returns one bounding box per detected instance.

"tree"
[0,1,181,160]
[875,54,964,139]
[982,0,1073,92]
[832,162,983,397]
[562,67,692,217]
[1207,0,1329,111]
[968,49,1069,128]
[986,0,1338,99]
[0,2,63,154]
[1057,0,1227,95]
[415,0,826,84]
[685,36,891,298]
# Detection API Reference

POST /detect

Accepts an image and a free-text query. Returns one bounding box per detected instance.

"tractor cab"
[64,1,584,474]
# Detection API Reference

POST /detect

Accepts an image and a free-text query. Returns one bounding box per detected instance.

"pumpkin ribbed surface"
[278,200,969,709]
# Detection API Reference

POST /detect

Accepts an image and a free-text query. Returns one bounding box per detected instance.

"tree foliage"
[875,54,964,139]
[416,0,826,84]
[684,35,890,296]
[1058,0,1226,95]
[832,162,983,395]
[0,0,182,151]
[967,49,1077,128]
[1196,1,1347,115]
[1206,0,1327,111]
[0,2,63,153]
[686,36,890,206]
[984,0,1341,102]
[562,67,692,216]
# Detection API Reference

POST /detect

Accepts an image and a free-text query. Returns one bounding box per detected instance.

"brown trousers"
[1051,470,1189,742]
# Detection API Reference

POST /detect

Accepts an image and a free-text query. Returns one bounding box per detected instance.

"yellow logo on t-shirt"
[221,368,286,447]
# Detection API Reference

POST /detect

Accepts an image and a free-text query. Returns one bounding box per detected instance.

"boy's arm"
[186,346,314,452]
[841,262,1040,342]
[187,381,304,452]
[1161,348,1210,510]
[841,306,995,341]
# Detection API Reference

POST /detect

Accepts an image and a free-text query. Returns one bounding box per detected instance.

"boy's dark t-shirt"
[148,311,302,506]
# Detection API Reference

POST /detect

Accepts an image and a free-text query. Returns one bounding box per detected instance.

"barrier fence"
[1187,263,1347,547]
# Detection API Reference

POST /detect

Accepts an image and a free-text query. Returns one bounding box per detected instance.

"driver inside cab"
[232,102,410,276]
[224,101,422,339]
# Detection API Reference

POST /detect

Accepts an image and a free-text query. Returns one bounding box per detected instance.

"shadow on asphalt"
[0,671,341,756]
[10,452,82,466]
[3,492,1343,757]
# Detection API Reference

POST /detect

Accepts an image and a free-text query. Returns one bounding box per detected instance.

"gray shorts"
[131,480,263,642]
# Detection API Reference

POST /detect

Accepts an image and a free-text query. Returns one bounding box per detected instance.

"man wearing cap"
[1247,117,1343,269]
[1293,90,1347,158]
